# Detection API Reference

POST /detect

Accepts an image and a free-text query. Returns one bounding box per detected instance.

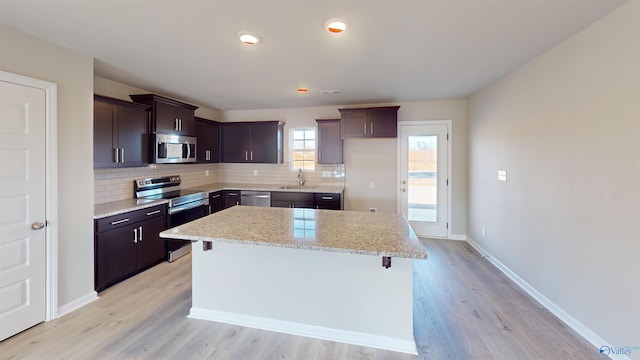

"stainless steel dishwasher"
[240,191,271,207]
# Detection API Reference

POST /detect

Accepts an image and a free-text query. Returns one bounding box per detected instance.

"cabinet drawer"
[96,204,166,233]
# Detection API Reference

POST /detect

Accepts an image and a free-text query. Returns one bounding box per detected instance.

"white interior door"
[398,123,449,238]
[0,80,47,340]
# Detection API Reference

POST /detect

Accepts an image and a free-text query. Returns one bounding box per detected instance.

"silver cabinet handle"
[133,228,138,243]
[31,221,45,230]
[139,226,143,242]
[120,148,124,163]
[228,193,238,196]
[363,122,366,134]
[146,210,161,216]
[250,151,253,161]
[321,196,333,200]
[205,150,210,161]
[245,151,248,161]
[111,218,130,225]
[211,194,221,199]
[370,122,374,134]
[175,118,179,131]
[114,148,119,163]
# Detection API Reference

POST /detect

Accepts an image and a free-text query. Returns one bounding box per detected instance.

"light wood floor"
[1,239,600,359]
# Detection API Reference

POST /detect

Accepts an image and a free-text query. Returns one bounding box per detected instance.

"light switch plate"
[498,170,507,182]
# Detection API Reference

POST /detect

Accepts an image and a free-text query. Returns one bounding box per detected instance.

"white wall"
[467,0,639,348]
[224,100,468,236]
[0,24,95,307]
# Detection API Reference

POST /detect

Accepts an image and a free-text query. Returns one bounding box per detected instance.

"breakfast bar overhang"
[160,206,427,354]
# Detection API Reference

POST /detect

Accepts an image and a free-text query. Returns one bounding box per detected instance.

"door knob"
[31,221,45,230]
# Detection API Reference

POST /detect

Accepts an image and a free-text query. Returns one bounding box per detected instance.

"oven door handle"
[168,198,209,214]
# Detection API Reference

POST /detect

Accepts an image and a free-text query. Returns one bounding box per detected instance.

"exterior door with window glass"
[399,123,449,238]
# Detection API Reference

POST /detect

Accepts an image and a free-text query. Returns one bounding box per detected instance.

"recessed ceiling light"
[325,18,347,33]
[238,32,260,45]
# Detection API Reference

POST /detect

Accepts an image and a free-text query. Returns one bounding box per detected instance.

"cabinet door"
[136,215,167,270]
[315,193,342,210]
[271,192,314,208]
[249,122,281,163]
[175,106,194,135]
[223,190,241,208]
[94,100,117,168]
[221,123,250,163]
[195,118,220,163]
[209,191,224,213]
[340,111,368,138]
[154,101,178,134]
[369,108,398,138]
[316,119,342,164]
[118,105,149,167]
[95,226,137,291]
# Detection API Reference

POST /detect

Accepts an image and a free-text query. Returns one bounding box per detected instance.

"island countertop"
[160,206,427,259]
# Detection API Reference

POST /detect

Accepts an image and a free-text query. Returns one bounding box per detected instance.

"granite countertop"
[94,198,168,219]
[94,183,343,219]
[189,182,344,194]
[160,206,427,259]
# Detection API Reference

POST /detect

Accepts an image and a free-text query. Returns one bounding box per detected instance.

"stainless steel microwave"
[154,133,197,163]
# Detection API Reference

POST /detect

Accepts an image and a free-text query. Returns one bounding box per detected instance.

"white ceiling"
[0,0,627,111]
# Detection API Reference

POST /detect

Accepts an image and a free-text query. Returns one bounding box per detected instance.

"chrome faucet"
[297,168,305,187]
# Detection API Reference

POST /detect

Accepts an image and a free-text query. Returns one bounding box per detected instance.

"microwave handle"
[185,140,191,160]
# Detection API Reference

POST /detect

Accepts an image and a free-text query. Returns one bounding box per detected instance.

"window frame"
[290,127,316,172]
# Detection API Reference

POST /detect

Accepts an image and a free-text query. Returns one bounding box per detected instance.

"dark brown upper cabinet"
[94,95,150,168]
[339,106,400,138]
[316,119,343,164]
[221,121,284,163]
[129,94,198,135]
[195,117,221,163]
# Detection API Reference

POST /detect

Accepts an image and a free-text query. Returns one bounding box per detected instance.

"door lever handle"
[31,221,45,230]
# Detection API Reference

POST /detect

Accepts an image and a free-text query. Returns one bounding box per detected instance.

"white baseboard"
[449,233,467,241]
[56,291,99,318]
[465,237,629,360]
[189,307,418,355]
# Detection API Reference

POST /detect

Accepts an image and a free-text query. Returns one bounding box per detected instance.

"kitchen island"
[160,206,427,354]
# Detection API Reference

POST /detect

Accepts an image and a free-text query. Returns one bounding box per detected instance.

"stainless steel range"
[134,175,209,262]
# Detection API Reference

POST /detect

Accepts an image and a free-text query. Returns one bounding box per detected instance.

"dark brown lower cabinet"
[223,190,241,209]
[209,191,224,213]
[94,205,167,292]
[314,193,342,210]
[271,191,315,208]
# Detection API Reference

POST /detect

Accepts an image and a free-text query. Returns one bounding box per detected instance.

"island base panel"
[190,241,417,354]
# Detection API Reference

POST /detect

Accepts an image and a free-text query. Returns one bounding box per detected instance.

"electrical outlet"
[253,169,258,176]
[369,208,377,213]
[205,170,210,177]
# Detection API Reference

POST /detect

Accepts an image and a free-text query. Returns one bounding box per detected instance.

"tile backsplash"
[94,163,345,204]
